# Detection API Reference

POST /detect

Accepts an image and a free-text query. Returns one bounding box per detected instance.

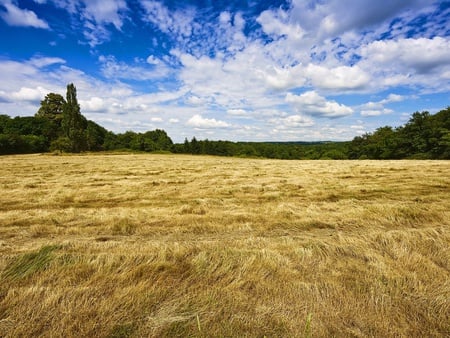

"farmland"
[0,154,449,337]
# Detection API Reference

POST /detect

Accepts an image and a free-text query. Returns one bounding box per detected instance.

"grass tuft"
[108,323,135,338]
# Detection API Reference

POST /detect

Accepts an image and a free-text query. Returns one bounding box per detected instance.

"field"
[0,154,449,337]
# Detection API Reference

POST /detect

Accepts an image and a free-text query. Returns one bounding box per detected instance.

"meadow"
[0,153,449,337]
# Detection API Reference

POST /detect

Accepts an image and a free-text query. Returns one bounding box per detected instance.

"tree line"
[348,108,450,159]
[0,84,449,159]
[0,84,173,155]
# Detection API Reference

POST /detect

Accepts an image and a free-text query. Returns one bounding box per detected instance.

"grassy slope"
[0,154,449,337]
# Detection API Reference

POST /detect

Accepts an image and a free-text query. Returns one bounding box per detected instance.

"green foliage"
[174,138,349,160]
[0,133,47,154]
[304,313,313,338]
[108,323,135,338]
[104,129,173,153]
[0,114,10,133]
[86,120,108,151]
[50,136,72,153]
[62,83,88,152]
[1,116,57,142]
[3,245,60,281]
[349,107,450,159]
[35,92,65,129]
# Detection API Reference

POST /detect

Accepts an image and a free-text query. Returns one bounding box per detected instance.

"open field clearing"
[0,154,449,337]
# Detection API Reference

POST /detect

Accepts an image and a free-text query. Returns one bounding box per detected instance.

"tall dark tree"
[61,83,87,152]
[190,137,201,154]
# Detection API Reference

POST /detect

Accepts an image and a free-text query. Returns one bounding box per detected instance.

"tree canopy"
[35,93,65,126]
[349,107,450,159]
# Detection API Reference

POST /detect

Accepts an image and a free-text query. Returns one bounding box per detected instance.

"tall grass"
[0,154,449,337]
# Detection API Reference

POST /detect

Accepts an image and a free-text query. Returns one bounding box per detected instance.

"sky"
[0,0,449,142]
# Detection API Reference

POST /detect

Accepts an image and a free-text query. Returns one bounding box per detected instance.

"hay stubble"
[0,154,449,337]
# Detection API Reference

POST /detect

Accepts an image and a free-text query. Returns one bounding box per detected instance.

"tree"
[0,114,11,133]
[143,129,173,150]
[62,83,87,152]
[86,120,108,151]
[35,93,65,128]
[50,136,72,153]
[190,137,201,154]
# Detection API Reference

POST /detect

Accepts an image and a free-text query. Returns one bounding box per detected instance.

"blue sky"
[0,0,449,142]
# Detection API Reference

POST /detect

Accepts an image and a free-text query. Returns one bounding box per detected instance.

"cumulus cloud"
[360,37,450,74]
[187,114,230,129]
[10,86,49,102]
[257,8,305,40]
[286,91,354,118]
[0,1,50,29]
[358,93,406,117]
[80,97,105,112]
[285,0,432,40]
[305,64,370,91]
[383,94,404,103]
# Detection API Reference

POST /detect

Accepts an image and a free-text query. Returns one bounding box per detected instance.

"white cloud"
[81,0,127,30]
[140,0,194,38]
[186,95,209,106]
[187,114,230,129]
[0,1,49,29]
[305,64,370,91]
[83,1,127,45]
[80,97,105,112]
[287,0,432,40]
[358,93,406,117]
[227,109,248,117]
[10,86,49,102]
[257,8,305,40]
[146,55,161,65]
[99,55,170,80]
[361,109,394,117]
[41,0,128,46]
[28,56,66,68]
[260,64,306,90]
[360,37,450,74]
[286,91,354,118]
[383,94,404,103]
[270,114,315,129]
[283,114,315,127]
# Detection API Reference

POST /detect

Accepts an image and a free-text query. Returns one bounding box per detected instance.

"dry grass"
[0,153,449,337]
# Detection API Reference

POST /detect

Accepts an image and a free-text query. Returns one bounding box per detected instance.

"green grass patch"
[2,245,60,281]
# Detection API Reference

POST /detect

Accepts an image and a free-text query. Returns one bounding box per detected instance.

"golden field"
[0,153,449,337]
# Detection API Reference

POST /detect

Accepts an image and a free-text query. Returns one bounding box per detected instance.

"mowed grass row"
[0,154,449,337]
